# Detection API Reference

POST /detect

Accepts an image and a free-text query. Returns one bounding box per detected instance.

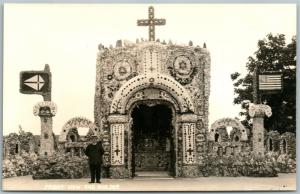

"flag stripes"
[259,75,282,90]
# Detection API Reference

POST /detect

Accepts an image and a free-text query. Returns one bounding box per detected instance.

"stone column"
[249,103,272,156]
[107,114,128,178]
[178,113,198,177]
[33,101,57,157]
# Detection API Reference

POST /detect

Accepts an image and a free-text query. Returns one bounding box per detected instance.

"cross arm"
[137,19,150,26]
[153,19,166,25]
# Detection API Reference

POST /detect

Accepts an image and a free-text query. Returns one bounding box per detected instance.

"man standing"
[84,136,104,183]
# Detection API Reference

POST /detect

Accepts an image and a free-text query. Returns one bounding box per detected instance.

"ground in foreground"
[2,173,296,191]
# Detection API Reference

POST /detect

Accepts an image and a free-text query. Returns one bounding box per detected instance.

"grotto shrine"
[7,6,295,180]
[92,6,210,178]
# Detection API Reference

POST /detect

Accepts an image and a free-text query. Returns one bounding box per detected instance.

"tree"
[231,33,296,134]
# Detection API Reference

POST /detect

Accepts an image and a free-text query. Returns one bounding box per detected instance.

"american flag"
[258,74,282,90]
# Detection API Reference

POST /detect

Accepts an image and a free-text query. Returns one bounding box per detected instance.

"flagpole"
[42,64,52,101]
[253,66,260,104]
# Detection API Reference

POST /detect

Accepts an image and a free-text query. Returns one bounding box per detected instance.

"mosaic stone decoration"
[167,50,198,85]
[110,124,124,165]
[249,104,273,155]
[207,117,250,156]
[33,101,57,116]
[182,123,196,164]
[249,103,272,118]
[59,117,99,142]
[33,101,57,157]
[7,7,297,180]
[93,38,211,177]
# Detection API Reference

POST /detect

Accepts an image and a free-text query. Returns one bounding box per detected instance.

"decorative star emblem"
[24,75,45,91]
[179,61,187,69]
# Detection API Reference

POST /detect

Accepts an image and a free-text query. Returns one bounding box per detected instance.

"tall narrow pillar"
[107,114,128,178]
[249,103,272,156]
[33,101,57,157]
[178,114,198,177]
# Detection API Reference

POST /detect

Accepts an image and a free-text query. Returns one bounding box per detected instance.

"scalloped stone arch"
[210,118,248,141]
[125,88,180,113]
[59,117,98,142]
[109,73,195,114]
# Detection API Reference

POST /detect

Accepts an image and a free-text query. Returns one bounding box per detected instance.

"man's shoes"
[96,180,101,183]
[89,181,95,183]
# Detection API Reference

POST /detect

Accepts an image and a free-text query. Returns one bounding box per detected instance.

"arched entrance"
[107,74,198,178]
[130,101,176,177]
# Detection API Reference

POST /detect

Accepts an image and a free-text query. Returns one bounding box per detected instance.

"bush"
[276,153,296,173]
[32,153,89,179]
[198,151,296,177]
[2,151,37,178]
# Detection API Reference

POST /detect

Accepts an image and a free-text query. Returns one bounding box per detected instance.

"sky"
[3,4,296,135]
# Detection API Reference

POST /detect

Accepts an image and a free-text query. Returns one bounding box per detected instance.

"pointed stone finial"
[168,40,173,45]
[189,40,193,46]
[98,43,104,50]
[44,64,50,72]
[156,39,160,42]
[203,43,207,48]
[109,45,113,49]
[136,38,139,43]
[162,40,166,45]
[116,40,122,47]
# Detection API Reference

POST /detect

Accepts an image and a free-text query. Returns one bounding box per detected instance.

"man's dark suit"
[84,141,104,183]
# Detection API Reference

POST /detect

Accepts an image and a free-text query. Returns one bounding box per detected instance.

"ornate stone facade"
[6,7,295,180]
[94,40,210,178]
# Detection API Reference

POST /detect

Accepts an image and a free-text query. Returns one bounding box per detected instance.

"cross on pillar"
[137,6,166,41]
[114,146,121,156]
[187,148,194,155]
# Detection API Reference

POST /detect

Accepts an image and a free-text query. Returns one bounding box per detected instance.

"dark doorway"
[131,103,175,177]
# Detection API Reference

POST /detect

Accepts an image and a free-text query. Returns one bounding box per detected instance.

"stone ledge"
[177,113,198,122]
[107,115,128,123]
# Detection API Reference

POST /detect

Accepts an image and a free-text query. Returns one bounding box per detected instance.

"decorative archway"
[280,132,296,157]
[107,74,198,178]
[109,73,195,114]
[209,118,248,142]
[208,118,248,155]
[265,130,280,152]
[59,117,99,142]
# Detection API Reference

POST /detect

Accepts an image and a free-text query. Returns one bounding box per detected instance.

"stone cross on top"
[137,6,166,41]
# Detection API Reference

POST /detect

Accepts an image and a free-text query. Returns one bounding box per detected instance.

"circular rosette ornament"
[174,55,193,76]
[168,52,197,85]
[33,101,57,117]
[113,60,132,81]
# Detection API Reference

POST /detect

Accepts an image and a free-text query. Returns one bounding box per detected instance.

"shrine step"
[134,171,173,179]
